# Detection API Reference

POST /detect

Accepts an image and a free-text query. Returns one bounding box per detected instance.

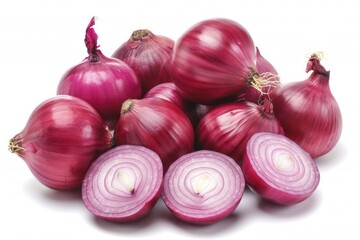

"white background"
[1,0,359,239]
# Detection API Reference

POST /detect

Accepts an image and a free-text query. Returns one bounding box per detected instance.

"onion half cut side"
[242,132,320,205]
[162,150,245,225]
[82,145,163,222]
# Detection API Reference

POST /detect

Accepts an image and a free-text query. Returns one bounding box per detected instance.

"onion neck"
[85,17,100,63]
[131,29,150,41]
[306,55,330,88]
[259,98,274,118]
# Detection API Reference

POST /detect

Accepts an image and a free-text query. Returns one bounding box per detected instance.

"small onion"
[114,98,194,171]
[82,145,163,222]
[242,132,320,205]
[57,17,141,129]
[272,54,342,158]
[112,29,174,95]
[144,82,212,128]
[172,18,273,105]
[162,150,245,225]
[197,98,284,163]
[8,95,112,190]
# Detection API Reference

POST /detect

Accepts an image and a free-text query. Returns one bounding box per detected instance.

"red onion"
[112,29,174,95]
[162,150,245,225]
[144,82,212,128]
[57,17,141,129]
[197,98,284,163]
[240,47,280,103]
[272,54,342,158]
[242,132,320,205]
[172,18,274,105]
[8,95,112,190]
[114,98,194,171]
[82,145,163,222]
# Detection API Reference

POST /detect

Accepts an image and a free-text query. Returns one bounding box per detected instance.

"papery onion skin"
[82,145,163,222]
[242,132,320,205]
[112,29,174,95]
[162,150,245,225]
[197,99,284,163]
[272,55,342,158]
[9,95,112,190]
[144,82,212,128]
[57,17,141,129]
[240,47,280,103]
[114,98,194,172]
[172,18,258,105]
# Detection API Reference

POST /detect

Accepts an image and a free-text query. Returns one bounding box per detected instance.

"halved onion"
[242,132,320,205]
[162,150,245,225]
[82,145,163,222]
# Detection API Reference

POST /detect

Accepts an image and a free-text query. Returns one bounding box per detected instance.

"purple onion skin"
[144,82,212,128]
[197,100,284,163]
[82,145,163,222]
[242,132,320,205]
[113,29,175,95]
[9,95,112,190]
[114,98,194,172]
[272,56,342,158]
[57,17,141,129]
[172,18,257,105]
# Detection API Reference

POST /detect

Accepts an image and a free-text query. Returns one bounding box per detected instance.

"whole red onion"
[8,95,112,190]
[144,82,212,128]
[112,29,174,95]
[197,98,284,163]
[114,98,194,171]
[57,17,141,129]
[272,54,342,158]
[172,18,272,105]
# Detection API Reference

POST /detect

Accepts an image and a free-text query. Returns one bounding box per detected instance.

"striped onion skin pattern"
[82,145,163,222]
[242,132,320,205]
[162,150,245,225]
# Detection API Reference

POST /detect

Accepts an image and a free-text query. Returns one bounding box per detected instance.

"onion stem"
[8,137,25,153]
[131,29,149,41]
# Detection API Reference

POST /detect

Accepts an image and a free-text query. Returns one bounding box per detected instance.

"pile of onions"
[197,98,284,163]
[57,17,141,129]
[114,98,194,171]
[172,18,276,105]
[144,82,212,128]
[8,95,112,190]
[112,29,174,95]
[162,150,245,225]
[242,132,320,205]
[272,54,342,158]
[82,145,163,222]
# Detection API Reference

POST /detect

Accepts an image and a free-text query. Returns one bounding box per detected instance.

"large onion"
[242,132,320,205]
[82,145,163,222]
[272,54,342,158]
[162,150,245,225]
[172,18,262,105]
[8,95,112,190]
[57,17,141,129]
